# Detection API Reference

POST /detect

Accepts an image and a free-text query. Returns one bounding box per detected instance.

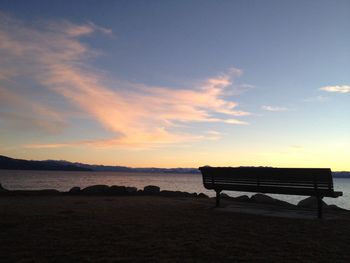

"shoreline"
[1,183,347,212]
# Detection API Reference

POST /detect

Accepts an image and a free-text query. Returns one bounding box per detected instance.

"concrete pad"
[216,202,347,220]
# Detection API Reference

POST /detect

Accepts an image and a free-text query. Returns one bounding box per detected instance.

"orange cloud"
[0,12,250,148]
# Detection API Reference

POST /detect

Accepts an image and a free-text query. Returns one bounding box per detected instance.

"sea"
[0,170,349,210]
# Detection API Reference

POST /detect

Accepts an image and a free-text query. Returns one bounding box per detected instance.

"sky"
[0,0,349,170]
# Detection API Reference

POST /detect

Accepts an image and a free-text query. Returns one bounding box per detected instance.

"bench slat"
[203,177,331,186]
[206,179,331,186]
[203,168,331,182]
[204,183,338,197]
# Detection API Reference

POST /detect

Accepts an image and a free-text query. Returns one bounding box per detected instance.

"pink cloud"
[0,88,67,134]
[0,12,250,148]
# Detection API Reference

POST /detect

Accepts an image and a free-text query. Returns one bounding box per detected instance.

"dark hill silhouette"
[0,155,91,171]
[0,155,199,173]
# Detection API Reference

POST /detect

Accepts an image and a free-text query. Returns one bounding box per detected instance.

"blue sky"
[0,1,349,169]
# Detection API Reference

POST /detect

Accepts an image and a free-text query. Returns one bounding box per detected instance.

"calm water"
[0,170,349,209]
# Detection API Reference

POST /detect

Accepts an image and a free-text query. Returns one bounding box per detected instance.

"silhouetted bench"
[199,166,342,218]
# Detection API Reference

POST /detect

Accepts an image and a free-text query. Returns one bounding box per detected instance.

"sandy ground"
[1,196,350,262]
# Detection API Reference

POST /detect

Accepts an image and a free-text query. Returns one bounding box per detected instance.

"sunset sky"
[0,1,349,170]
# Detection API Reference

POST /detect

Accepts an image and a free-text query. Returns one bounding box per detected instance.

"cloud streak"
[261,105,289,112]
[303,95,328,103]
[0,12,250,148]
[0,87,67,134]
[320,85,350,94]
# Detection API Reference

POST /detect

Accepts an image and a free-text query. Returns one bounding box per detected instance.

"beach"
[1,195,350,262]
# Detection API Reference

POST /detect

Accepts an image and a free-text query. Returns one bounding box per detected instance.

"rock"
[109,185,127,195]
[126,187,137,194]
[68,186,81,194]
[183,192,197,198]
[198,193,209,198]
[159,190,197,198]
[327,204,347,211]
[297,196,328,209]
[0,183,8,192]
[220,193,232,199]
[160,190,182,197]
[250,193,275,204]
[36,189,60,195]
[143,185,160,195]
[234,195,250,202]
[251,193,294,207]
[11,189,60,196]
[179,191,195,197]
[81,185,110,195]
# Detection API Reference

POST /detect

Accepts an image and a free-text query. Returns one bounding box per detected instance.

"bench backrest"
[199,166,336,197]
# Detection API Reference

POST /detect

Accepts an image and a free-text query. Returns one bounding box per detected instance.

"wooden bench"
[199,166,342,218]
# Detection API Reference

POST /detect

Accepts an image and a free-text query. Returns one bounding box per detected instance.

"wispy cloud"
[0,12,250,148]
[303,95,328,103]
[320,85,350,94]
[0,88,67,134]
[261,105,289,112]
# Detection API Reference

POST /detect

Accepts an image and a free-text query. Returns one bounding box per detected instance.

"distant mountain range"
[0,155,199,173]
[333,171,350,178]
[0,155,349,177]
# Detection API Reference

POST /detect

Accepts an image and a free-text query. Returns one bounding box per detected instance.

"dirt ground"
[1,195,350,262]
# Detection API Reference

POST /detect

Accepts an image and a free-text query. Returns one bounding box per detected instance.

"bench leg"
[215,190,221,207]
[317,196,323,219]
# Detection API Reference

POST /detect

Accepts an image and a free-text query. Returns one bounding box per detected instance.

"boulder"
[0,183,8,192]
[143,185,160,195]
[68,186,81,194]
[184,191,197,197]
[327,204,347,211]
[198,193,209,198]
[234,195,250,202]
[81,185,110,195]
[126,187,137,194]
[250,193,275,204]
[297,196,328,208]
[11,189,60,196]
[160,190,182,197]
[160,190,197,197]
[250,193,294,207]
[109,185,127,195]
[220,193,232,199]
[36,189,60,195]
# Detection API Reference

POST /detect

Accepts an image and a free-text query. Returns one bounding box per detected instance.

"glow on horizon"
[0,1,349,171]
